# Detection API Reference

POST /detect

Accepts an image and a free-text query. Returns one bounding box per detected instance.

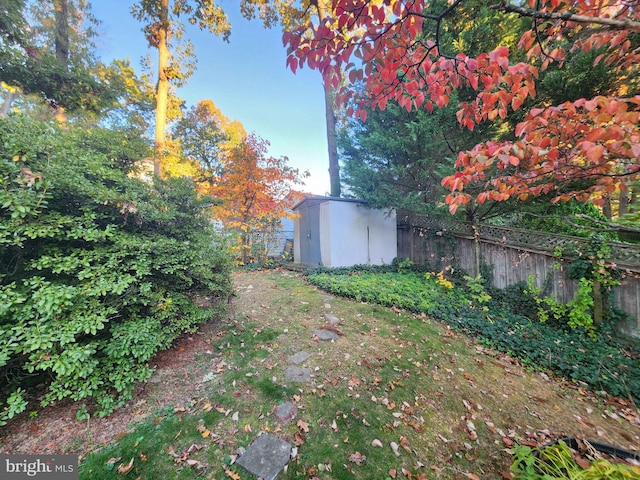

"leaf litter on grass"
[77,269,639,480]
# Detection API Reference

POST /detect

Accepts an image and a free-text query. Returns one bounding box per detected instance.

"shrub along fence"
[397,215,640,339]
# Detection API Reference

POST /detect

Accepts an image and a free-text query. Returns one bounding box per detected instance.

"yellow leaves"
[224,468,241,480]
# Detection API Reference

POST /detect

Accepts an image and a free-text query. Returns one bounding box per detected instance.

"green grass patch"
[306,269,640,404]
[77,269,638,480]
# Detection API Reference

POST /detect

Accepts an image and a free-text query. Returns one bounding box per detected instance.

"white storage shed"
[292,195,397,267]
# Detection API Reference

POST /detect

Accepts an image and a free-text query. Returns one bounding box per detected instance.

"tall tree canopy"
[131,0,231,176]
[172,99,246,183]
[284,0,640,214]
[0,0,119,115]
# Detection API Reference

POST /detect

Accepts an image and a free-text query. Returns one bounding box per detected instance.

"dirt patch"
[0,320,223,455]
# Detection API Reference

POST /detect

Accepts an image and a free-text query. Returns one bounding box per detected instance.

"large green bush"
[0,116,232,424]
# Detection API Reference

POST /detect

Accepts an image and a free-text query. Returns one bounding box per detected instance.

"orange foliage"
[209,133,307,263]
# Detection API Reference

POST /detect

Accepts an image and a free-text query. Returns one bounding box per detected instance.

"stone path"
[237,310,342,479]
[236,433,292,480]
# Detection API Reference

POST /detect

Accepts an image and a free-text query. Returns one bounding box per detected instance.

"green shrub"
[0,116,232,424]
[510,439,640,479]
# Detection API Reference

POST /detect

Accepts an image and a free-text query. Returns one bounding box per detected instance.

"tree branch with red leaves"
[284,0,640,214]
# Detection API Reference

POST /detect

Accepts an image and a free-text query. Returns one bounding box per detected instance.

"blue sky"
[91,0,330,195]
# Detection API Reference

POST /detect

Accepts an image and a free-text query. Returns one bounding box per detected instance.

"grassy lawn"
[78,269,640,479]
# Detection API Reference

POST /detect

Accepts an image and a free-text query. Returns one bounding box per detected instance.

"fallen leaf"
[293,431,306,446]
[574,454,591,470]
[297,419,310,433]
[224,468,240,480]
[106,457,121,466]
[331,419,339,431]
[186,459,204,469]
[371,439,383,448]
[320,325,343,335]
[389,468,397,478]
[399,436,411,453]
[117,458,134,474]
[390,441,401,456]
[348,451,367,465]
[465,473,481,480]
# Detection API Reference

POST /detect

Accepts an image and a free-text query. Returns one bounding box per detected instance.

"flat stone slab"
[274,401,297,423]
[288,351,310,365]
[237,433,291,480]
[284,366,312,383]
[314,329,339,341]
[324,313,341,326]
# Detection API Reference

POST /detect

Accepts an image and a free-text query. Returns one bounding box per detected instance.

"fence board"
[398,220,640,339]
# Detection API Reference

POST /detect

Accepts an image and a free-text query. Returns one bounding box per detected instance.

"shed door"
[298,204,321,265]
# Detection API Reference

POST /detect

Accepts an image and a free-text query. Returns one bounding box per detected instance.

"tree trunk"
[630,186,638,213]
[618,186,629,217]
[314,0,340,197]
[324,84,340,197]
[54,0,69,68]
[154,0,170,178]
[54,0,69,122]
[602,195,612,219]
[0,90,19,117]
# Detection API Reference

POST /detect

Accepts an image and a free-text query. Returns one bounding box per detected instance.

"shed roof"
[291,194,366,211]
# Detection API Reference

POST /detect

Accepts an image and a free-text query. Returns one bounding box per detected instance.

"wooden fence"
[397,216,640,339]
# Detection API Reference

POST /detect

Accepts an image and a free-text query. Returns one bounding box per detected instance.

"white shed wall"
[319,201,396,267]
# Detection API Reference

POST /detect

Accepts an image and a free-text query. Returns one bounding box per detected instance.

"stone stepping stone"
[274,401,297,423]
[237,433,291,480]
[324,312,341,326]
[284,366,311,383]
[288,351,310,365]
[313,329,339,341]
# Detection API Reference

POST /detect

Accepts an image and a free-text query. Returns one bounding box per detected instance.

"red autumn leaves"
[284,0,640,213]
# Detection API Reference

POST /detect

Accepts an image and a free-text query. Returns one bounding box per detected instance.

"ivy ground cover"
[306,269,640,405]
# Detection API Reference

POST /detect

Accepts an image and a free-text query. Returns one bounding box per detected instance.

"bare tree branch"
[491,2,640,32]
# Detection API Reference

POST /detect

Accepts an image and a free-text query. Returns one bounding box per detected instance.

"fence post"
[472,221,481,278]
